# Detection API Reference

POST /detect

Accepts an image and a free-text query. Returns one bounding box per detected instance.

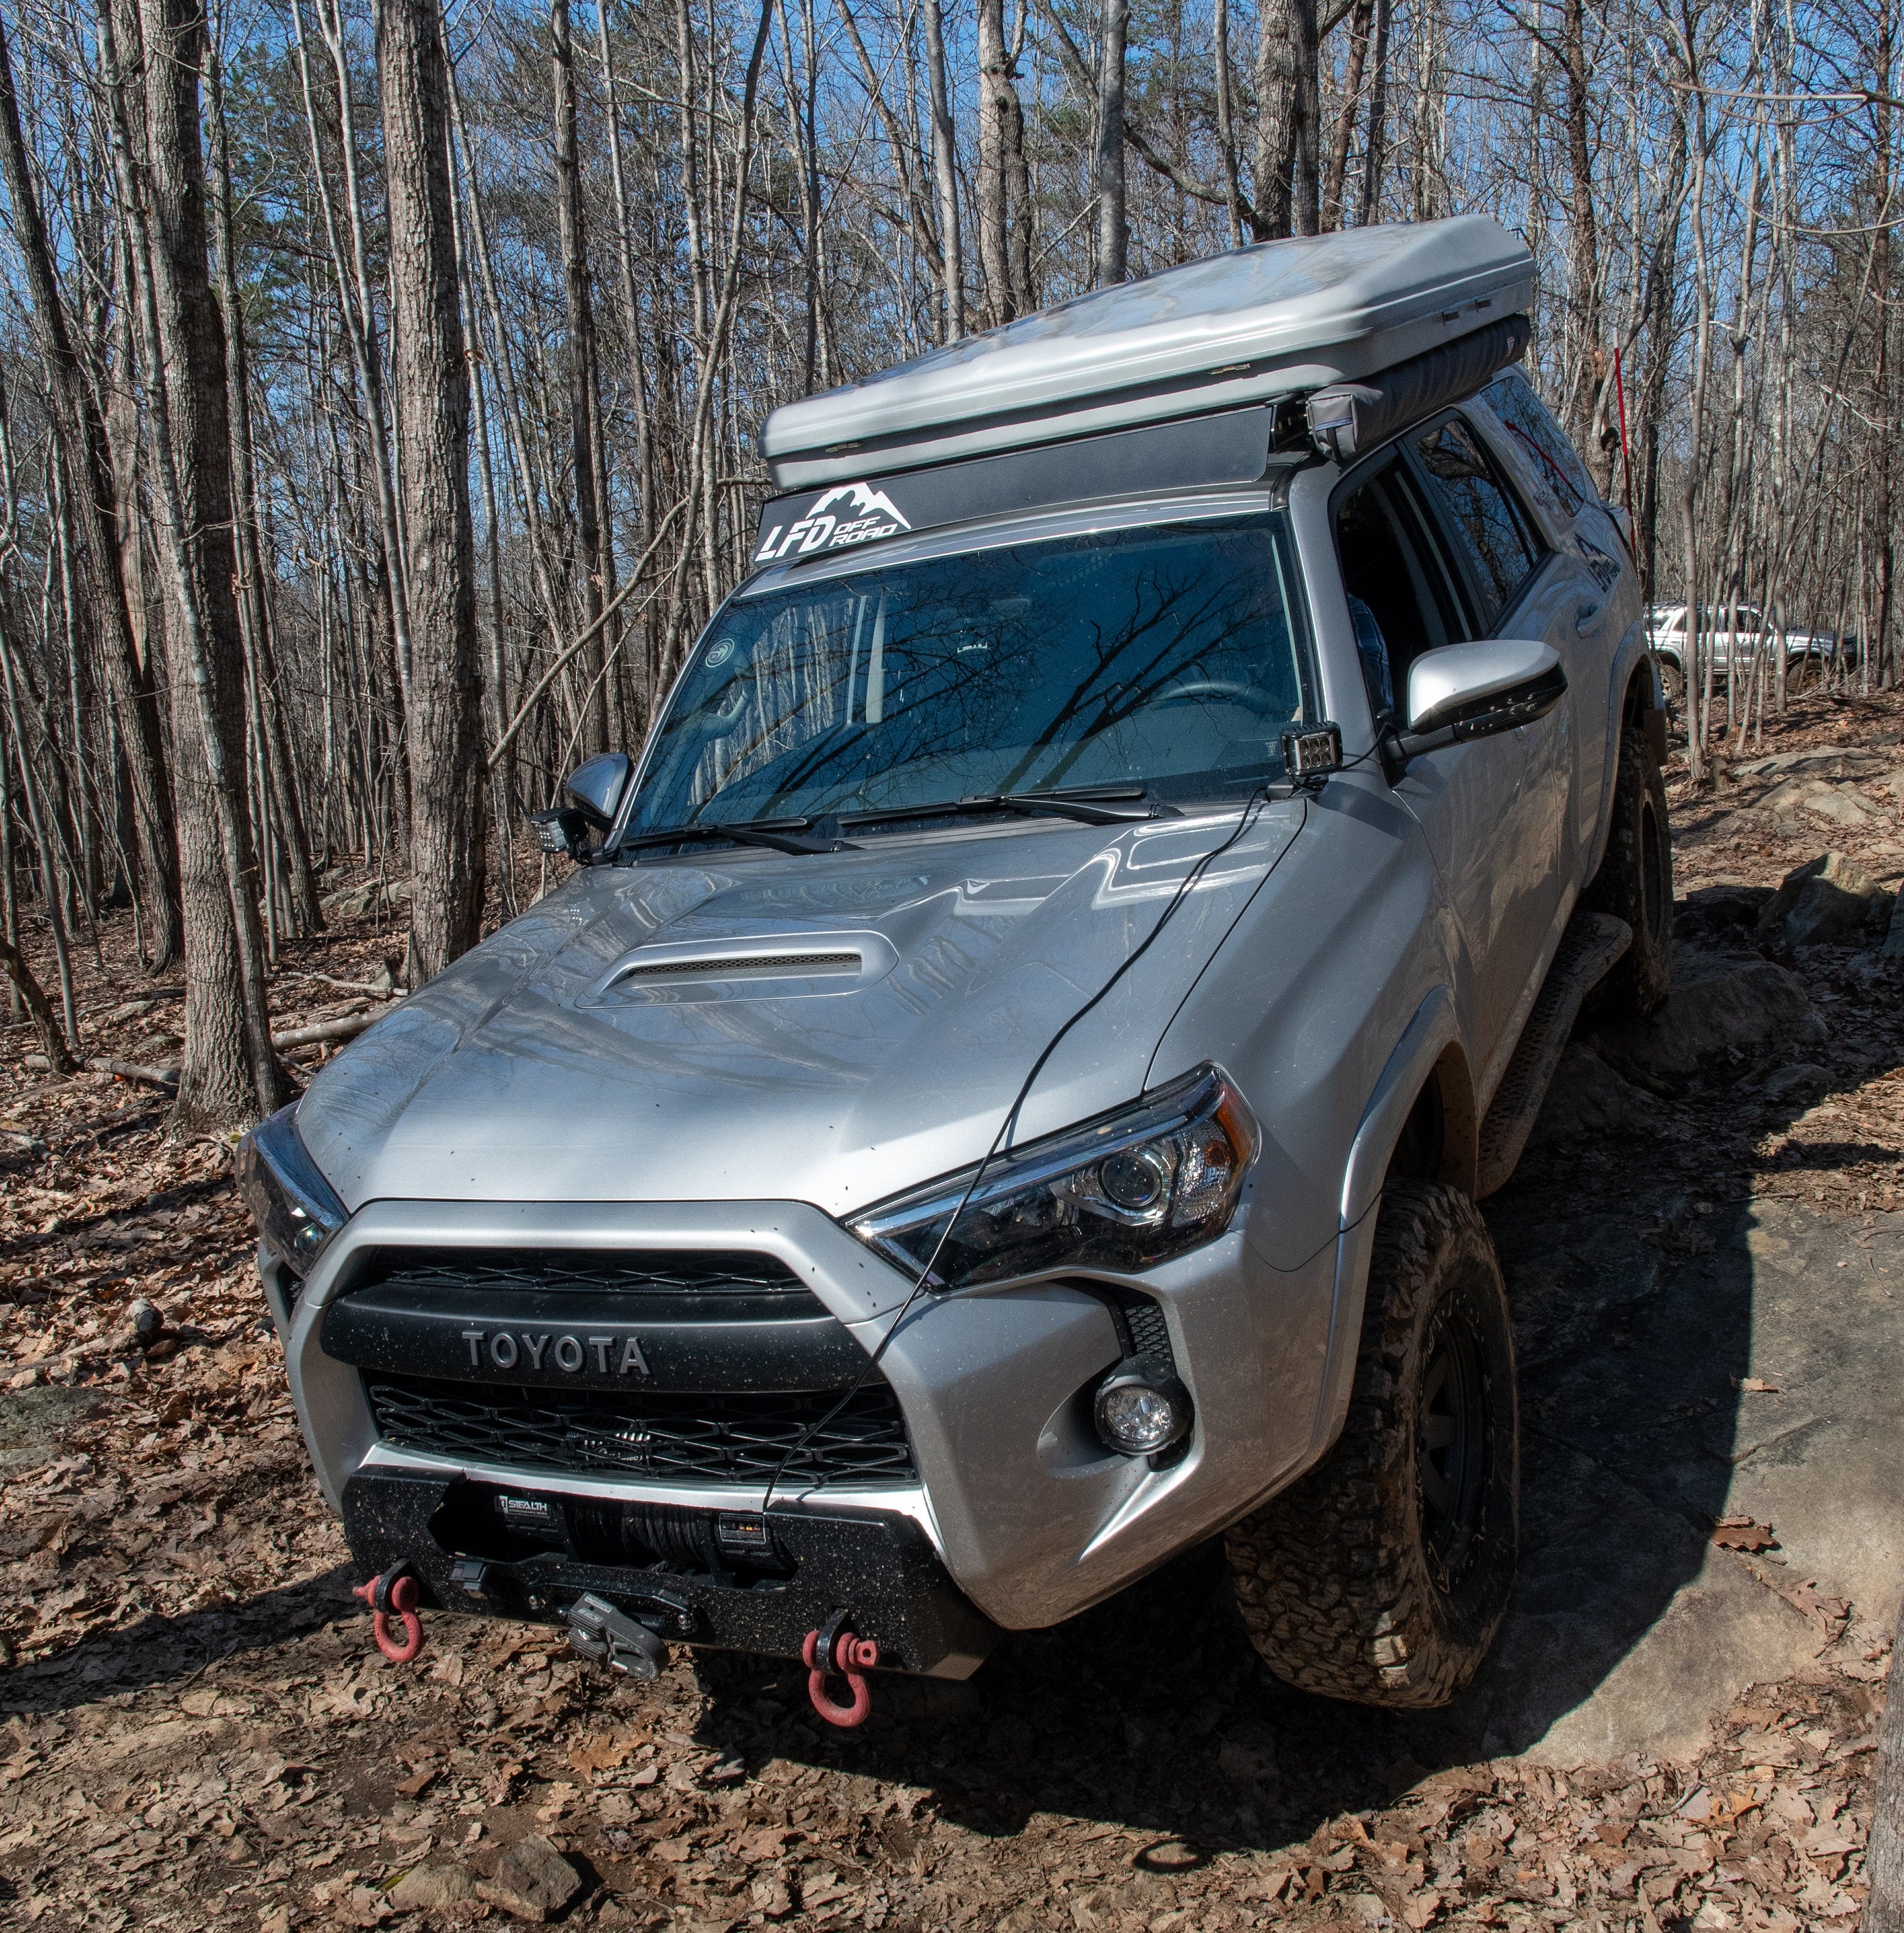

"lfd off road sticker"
[754,481,911,561]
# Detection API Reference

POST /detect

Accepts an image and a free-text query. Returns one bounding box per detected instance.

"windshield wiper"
[619,817,858,858]
[841,786,1160,830]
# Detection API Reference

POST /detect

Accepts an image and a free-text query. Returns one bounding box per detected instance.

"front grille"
[365,1373,917,1487]
[1120,1296,1173,1363]
[356,1248,817,1307]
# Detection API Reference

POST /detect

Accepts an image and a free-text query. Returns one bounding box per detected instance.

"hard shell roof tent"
[750,214,1536,572]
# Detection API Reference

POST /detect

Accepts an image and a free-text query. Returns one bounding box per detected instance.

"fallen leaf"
[1739,1377,1781,1393]
[569,1729,640,1780]
[1713,1518,1779,1552]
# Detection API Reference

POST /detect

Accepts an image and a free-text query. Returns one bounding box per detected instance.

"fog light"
[1093,1359,1192,1456]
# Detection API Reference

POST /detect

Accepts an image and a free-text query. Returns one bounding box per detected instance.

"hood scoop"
[589,931,900,1004]
[616,949,861,982]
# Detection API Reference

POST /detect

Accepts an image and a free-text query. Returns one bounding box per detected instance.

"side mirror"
[1391,639,1566,769]
[564,752,634,832]
[528,751,634,865]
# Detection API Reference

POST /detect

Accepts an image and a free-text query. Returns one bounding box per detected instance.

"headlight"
[848,1063,1259,1291]
[234,1103,348,1281]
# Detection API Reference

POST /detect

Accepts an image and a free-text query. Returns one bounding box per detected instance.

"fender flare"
[1305,984,1470,1468]
[1587,625,1666,880]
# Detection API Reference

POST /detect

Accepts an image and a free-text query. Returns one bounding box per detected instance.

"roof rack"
[761,215,1534,492]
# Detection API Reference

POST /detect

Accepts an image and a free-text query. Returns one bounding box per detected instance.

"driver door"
[1334,455,1533,1082]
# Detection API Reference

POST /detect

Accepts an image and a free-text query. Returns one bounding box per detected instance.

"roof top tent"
[750,216,1536,574]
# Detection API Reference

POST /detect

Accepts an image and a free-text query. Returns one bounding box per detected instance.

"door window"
[1333,461,1471,722]
[1482,367,1594,523]
[1410,417,1545,632]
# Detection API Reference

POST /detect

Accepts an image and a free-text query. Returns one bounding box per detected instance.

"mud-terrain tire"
[1225,1180,1518,1709]
[1656,655,1687,710]
[1582,724,1673,1017]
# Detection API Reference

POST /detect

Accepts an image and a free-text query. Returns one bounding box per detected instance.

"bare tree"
[976,0,1033,321]
[1095,0,1129,282]
[1257,0,1321,238]
[103,0,284,1131]
[922,0,965,336]
[377,0,486,979]
[0,12,180,970]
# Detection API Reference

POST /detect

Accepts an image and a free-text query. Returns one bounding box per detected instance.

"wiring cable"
[758,781,1286,1515]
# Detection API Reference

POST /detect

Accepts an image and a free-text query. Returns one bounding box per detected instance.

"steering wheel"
[1152,679,1282,716]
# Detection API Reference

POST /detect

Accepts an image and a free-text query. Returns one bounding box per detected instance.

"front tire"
[1583,724,1674,1017]
[1226,1180,1518,1709]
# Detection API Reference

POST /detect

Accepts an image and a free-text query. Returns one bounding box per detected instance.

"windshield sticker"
[704,637,736,669]
[754,481,912,563]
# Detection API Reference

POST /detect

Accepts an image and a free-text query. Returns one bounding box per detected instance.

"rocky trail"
[3,693,1903,1932]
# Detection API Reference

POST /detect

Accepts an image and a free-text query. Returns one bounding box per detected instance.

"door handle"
[1574,600,1603,635]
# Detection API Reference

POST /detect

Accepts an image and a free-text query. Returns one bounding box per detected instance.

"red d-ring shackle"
[354,1567,424,1664]
[802,1623,879,1727]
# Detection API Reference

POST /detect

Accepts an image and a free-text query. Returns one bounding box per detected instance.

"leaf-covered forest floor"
[1,687,1902,1932]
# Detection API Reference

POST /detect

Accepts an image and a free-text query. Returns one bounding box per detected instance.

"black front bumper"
[341,1468,998,1678]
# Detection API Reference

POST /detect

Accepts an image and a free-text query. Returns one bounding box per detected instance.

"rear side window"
[1483,367,1595,523]
[1411,417,1544,633]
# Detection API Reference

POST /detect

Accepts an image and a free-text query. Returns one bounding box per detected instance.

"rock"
[1676,884,1775,938]
[319,878,413,921]
[1587,960,1826,1085]
[1757,851,1891,946]
[1527,1044,1659,1149]
[1882,885,1904,958]
[1735,746,1888,779]
[475,1833,583,1922]
[388,1863,478,1912]
[1761,1062,1830,1100]
[1757,778,1875,828]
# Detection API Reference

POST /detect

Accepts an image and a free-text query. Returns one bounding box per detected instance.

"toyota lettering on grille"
[460,1329,651,1377]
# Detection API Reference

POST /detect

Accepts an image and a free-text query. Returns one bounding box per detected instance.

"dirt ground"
[2,687,1902,1932]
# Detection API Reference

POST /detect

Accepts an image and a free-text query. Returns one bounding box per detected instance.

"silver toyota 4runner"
[238,216,1672,1721]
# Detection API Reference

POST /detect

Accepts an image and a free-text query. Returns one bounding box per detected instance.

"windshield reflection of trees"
[652,525,1301,826]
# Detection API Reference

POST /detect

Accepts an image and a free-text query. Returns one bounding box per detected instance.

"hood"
[298,806,1303,1216]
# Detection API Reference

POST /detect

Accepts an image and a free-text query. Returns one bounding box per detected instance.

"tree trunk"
[922,0,963,338]
[976,0,1030,324]
[0,935,74,1074]
[1357,0,1390,223]
[0,11,180,971]
[1255,0,1320,238]
[105,0,284,1132]
[1866,1601,1904,1933]
[1323,0,1372,230]
[550,0,613,754]
[1214,0,1244,246]
[208,51,323,939]
[1095,0,1130,284]
[1561,0,1603,465]
[376,0,486,981]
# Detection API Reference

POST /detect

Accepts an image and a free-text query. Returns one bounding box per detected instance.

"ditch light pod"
[761,216,1535,491]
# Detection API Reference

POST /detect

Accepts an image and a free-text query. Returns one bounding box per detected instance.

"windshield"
[623,512,1311,839]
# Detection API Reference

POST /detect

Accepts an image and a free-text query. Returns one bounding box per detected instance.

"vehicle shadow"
[0,1567,354,1718]
[686,1009,1890,1855]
